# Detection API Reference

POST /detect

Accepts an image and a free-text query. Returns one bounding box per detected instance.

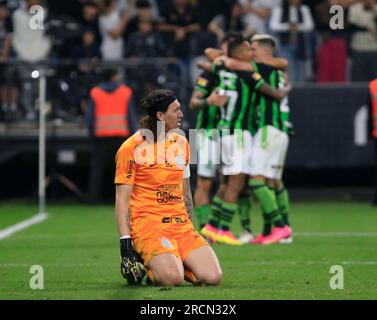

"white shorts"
[250,126,289,180]
[221,130,253,176]
[197,130,220,178]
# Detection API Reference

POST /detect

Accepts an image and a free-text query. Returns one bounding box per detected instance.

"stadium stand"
[0,0,376,201]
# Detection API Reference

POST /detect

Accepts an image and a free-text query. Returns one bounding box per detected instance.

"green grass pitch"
[1,201,377,300]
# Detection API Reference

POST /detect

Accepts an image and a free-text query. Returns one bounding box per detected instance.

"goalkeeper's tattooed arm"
[183,177,194,221]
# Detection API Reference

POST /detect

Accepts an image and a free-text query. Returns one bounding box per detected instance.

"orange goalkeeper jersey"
[115,130,190,221]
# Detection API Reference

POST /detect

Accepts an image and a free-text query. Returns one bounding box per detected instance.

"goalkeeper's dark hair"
[139,89,177,141]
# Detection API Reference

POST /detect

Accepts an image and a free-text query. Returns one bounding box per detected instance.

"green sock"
[249,179,284,229]
[208,196,223,228]
[195,205,210,229]
[237,196,252,232]
[262,211,272,236]
[220,202,238,231]
[276,185,290,226]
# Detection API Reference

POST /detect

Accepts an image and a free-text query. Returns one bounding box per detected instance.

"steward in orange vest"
[369,78,377,205]
[87,69,137,203]
[87,70,137,138]
[369,79,377,139]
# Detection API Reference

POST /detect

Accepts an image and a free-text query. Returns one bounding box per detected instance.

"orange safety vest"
[370,79,377,138]
[90,84,132,137]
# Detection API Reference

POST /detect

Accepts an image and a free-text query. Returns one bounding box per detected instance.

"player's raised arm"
[197,56,228,72]
[189,90,208,110]
[204,47,224,62]
[189,89,227,110]
[262,57,288,71]
[259,82,292,101]
[223,57,288,72]
[196,60,212,72]
[224,57,254,72]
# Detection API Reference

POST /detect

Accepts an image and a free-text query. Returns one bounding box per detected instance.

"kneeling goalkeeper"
[115,89,222,286]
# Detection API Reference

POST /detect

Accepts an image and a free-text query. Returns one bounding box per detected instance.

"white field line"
[295,232,377,237]
[6,231,377,240]
[0,213,48,240]
[1,261,377,268]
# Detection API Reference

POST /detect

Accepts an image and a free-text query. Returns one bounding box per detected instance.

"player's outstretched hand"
[275,84,293,101]
[196,60,212,72]
[284,84,293,95]
[207,89,227,107]
[120,238,146,285]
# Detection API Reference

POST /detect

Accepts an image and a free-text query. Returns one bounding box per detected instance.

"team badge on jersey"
[252,72,262,81]
[197,77,208,87]
[161,237,173,249]
[175,155,184,168]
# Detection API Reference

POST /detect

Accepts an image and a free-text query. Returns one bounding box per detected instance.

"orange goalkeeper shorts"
[131,216,208,266]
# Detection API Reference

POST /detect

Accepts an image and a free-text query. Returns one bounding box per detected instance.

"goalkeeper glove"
[120,238,146,285]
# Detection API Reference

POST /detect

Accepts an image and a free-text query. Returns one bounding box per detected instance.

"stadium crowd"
[0,0,377,122]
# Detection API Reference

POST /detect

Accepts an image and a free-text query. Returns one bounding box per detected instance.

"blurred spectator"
[72,29,101,61]
[125,14,169,103]
[6,0,21,12]
[348,0,377,82]
[158,0,201,58]
[0,0,18,122]
[98,0,128,60]
[12,0,51,121]
[135,0,160,19]
[239,0,280,36]
[192,0,224,28]
[71,29,102,112]
[47,0,83,21]
[315,0,352,83]
[125,18,168,57]
[146,0,160,19]
[80,0,102,46]
[12,0,51,62]
[208,0,246,42]
[269,0,315,82]
[155,0,174,17]
[123,0,155,41]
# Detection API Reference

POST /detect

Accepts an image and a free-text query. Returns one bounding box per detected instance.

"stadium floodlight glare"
[38,69,47,214]
[31,70,40,79]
